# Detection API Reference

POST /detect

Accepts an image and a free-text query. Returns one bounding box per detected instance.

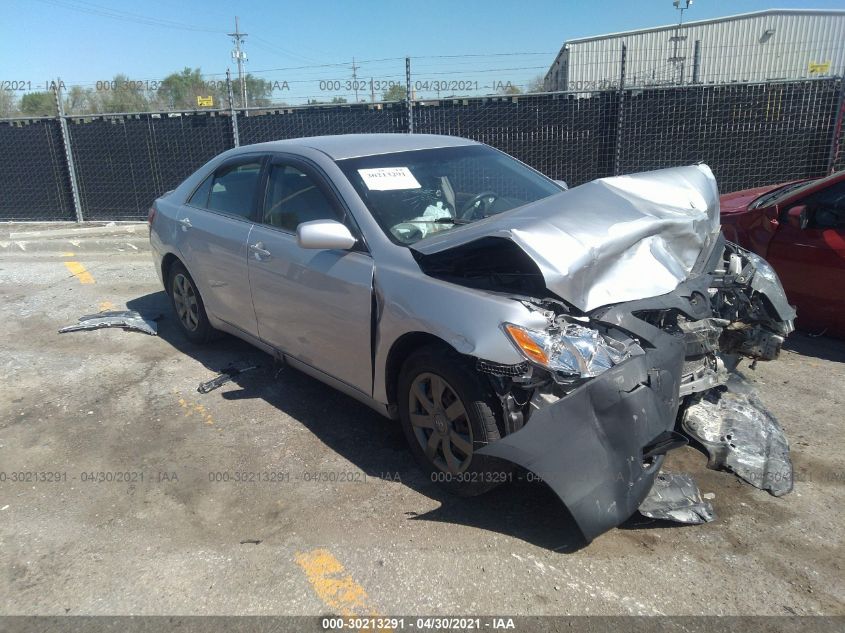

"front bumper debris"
[477,345,685,542]
[638,472,716,524]
[58,310,159,336]
[475,233,797,541]
[682,373,793,496]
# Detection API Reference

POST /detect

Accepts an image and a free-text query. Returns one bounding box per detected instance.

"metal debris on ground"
[682,373,793,496]
[638,472,716,524]
[58,310,159,336]
[197,362,259,394]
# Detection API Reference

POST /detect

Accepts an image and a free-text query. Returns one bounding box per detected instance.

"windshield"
[337,144,562,245]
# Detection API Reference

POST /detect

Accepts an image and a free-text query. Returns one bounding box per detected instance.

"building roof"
[566,9,845,44]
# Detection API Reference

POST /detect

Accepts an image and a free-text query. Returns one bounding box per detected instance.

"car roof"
[238,133,480,160]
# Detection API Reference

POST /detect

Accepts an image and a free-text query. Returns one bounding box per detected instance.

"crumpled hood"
[412,164,721,312]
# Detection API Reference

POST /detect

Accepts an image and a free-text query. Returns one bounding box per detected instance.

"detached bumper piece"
[682,374,793,496]
[477,346,685,542]
[197,362,259,394]
[638,472,715,524]
[58,310,159,336]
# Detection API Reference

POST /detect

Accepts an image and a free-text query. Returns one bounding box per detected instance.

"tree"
[382,84,407,102]
[242,74,273,108]
[0,89,18,117]
[64,85,98,115]
[497,82,522,95]
[19,92,56,116]
[527,73,547,93]
[98,74,152,113]
[156,68,223,110]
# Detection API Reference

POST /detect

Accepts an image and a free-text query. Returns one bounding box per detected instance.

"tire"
[167,262,214,344]
[397,343,512,496]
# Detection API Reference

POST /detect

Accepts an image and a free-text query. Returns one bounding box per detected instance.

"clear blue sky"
[3,0,843,103]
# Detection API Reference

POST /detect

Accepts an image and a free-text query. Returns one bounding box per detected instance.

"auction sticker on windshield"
[358,167,421,190]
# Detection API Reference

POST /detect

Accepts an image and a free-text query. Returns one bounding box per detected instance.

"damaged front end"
[411,165,796,541]
[473,237,794,539]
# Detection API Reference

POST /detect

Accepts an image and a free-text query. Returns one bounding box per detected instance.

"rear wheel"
[398,344,512,496]
[168,262,213,344]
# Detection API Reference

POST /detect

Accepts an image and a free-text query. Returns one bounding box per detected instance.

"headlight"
[503,322,641,378]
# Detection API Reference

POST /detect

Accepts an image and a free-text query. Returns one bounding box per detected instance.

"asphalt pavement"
[0,224,843,617]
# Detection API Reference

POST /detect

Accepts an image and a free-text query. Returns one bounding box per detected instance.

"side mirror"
[296,219,357,250]
[786,205,808,229]
[554,179,569,191]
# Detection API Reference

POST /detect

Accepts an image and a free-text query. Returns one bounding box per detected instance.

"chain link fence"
[0,118,75,220]
[1,76,843,221]
[67,112,233,220]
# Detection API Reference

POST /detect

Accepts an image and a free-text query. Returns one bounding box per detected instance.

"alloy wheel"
[408,372,473,473]
[172,273,199,332]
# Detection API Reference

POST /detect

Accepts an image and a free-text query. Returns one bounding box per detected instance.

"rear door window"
[206,159,263,219]
[187,174,213,208]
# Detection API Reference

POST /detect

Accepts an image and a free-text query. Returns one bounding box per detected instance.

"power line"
[32,0,225,33]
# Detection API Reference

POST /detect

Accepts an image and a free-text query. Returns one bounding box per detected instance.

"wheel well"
[160,253,181,294]
[385,332,454,407]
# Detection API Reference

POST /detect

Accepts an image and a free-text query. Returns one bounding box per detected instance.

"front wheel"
[397,344,512,496]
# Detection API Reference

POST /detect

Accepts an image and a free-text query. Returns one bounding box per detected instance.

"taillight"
[147,205,157,227]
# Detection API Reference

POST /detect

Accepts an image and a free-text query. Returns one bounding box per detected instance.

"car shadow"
[126,291,687,552]
[783,331,845,363]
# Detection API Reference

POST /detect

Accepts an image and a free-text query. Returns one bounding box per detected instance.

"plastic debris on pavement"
[58,310,159,336]
[638,472,716,524]
[197,362,259,394]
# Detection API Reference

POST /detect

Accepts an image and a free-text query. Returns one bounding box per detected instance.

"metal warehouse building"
[544,9,845,91]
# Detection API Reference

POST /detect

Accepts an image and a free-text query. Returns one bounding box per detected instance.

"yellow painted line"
[98,300,115,311]
[177,396,214,425]
[295,548,389,629]
[64,261,95,284]
[61,251,75,257]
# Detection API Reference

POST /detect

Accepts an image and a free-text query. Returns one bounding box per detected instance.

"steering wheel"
[460,191,499,220]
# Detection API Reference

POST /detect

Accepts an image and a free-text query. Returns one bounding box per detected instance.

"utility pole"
[670,0,693,85]
[370,77,375,103]
[228,17,248,109]
[405,56,413,133]
[351,57,359,102]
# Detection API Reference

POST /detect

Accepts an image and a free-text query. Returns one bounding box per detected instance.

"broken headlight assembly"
[502,321,643,379]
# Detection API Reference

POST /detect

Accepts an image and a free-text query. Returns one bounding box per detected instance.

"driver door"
[247,155,375,395]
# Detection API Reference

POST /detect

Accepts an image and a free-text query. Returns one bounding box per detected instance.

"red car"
[720,170,845,337]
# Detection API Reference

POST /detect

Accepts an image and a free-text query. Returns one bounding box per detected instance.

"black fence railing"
[1,77,842,221]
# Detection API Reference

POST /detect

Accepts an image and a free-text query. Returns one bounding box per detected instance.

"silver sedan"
[150,134,795,541]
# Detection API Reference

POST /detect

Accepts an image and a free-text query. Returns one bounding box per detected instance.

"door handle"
[249,241,272,260]
[179,217,192,232]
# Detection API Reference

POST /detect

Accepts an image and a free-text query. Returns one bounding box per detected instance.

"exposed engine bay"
[399,163,798,540]
[417,231,796,540]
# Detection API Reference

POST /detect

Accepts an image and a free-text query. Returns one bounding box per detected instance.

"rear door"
[247,155,375,395]
[766,180,845,335]
[176,154,265,337]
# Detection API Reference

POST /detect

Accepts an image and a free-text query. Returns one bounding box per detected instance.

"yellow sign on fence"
[808,61,831,75]
[196,95,214,107]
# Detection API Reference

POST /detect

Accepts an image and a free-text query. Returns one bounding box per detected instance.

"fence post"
[227,69,240,148]
[405,56,414,134]
[827,73,845,174]
[53,78,84,222]
[613,44,627,176]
